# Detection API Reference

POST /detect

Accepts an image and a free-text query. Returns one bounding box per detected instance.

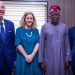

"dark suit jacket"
[68,27,75,65]
[0,19,16,69]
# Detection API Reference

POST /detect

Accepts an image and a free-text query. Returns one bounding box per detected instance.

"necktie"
[0,22,5,43]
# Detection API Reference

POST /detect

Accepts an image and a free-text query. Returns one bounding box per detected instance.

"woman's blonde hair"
[20,12,37,28]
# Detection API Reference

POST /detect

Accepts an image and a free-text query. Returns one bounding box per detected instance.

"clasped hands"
[25,53,35,63]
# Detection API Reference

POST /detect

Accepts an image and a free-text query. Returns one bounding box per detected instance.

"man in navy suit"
[68,27,75,75]
[0,1,16,75]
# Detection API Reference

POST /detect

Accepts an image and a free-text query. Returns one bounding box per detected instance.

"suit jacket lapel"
[4,19,7,43]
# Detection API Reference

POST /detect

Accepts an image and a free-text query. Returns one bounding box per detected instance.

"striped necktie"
[0,22,5,43]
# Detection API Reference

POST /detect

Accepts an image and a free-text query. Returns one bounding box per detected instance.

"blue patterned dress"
[15,27,42,75]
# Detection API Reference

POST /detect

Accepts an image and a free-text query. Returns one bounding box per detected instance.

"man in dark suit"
[68,27,75,75]
[0,1,16,75]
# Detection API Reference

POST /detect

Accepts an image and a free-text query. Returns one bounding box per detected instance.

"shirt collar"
[0,19,4,24]
[0,19,6,32]
[2,19,4,24]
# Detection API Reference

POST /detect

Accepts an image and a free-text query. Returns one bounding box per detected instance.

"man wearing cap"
[39,5,71,75]
[0,1,16,75]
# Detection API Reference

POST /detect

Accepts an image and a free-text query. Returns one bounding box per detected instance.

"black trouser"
[71,65,75,75]
[0,70,2,75]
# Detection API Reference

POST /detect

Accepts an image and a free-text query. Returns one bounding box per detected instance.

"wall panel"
[47,0,75,27]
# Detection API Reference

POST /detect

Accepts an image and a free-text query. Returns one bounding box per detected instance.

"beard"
[51,21,59,25]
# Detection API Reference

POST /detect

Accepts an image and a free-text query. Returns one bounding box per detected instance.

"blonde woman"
[15,12,42,75]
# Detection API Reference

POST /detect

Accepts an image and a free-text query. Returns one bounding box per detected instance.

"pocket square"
[8,31,12,32]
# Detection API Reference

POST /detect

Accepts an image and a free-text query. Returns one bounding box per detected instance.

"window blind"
[4,1,47,33]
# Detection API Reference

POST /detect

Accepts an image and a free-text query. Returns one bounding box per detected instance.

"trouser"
[1,57,12,75]
[71,55,75,75]
[71,65,75,75]
[0,70,2,75]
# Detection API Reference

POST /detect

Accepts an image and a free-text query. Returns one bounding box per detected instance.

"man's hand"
[64,61,70,69]
[40,63,46,72]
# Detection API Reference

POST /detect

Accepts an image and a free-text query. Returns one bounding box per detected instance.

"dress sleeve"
[15,28,21,46]
[65,27,71,61]
[39,25,46,63]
